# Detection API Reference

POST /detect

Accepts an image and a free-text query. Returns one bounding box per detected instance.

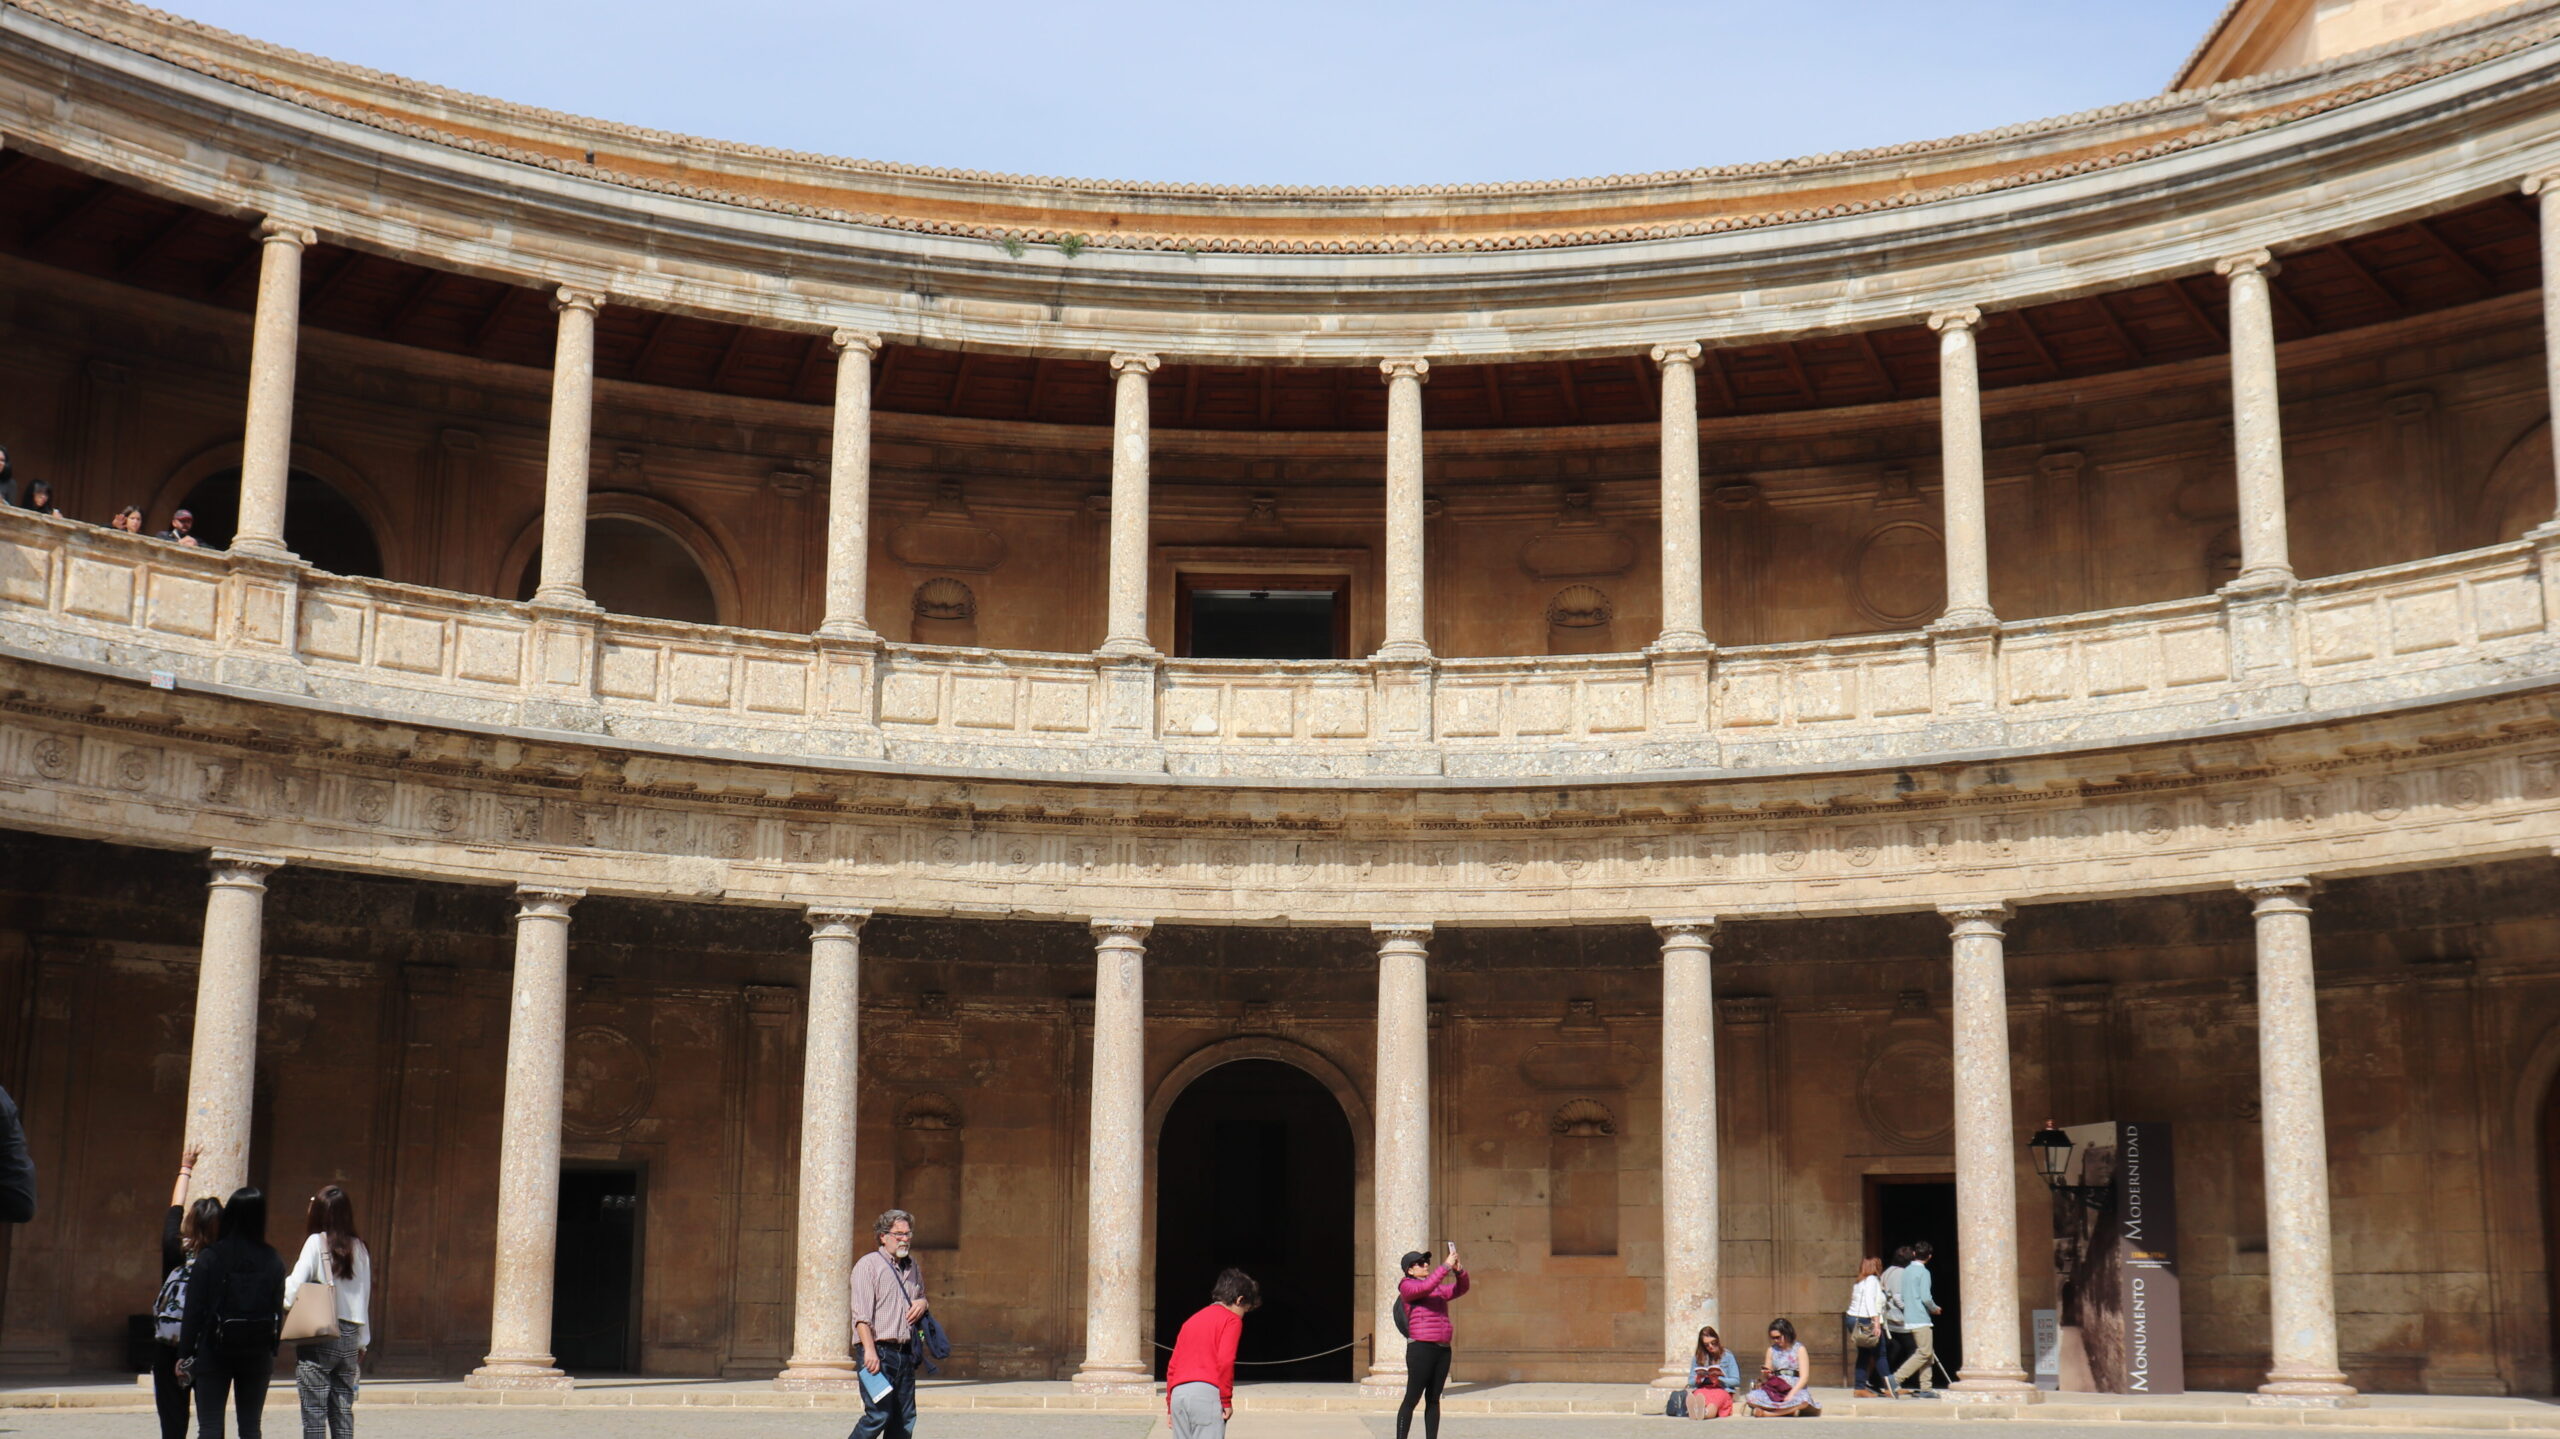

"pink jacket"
[1397,1264,1471,1343]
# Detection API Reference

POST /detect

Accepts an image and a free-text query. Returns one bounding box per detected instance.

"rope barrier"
[1150,1339,1361,1366]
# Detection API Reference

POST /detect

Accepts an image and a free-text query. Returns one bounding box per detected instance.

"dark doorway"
[2544,1074,2560,1394]
[1864,1174,1964,1380]
[178,468,384,578]
[552,1166,642,1373]
[516,517,722,625]
[1155,1059,1355,1382]
[1178,573,1349,659]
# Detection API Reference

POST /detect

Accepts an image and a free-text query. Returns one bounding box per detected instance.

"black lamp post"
[2029,1120,2113,1211]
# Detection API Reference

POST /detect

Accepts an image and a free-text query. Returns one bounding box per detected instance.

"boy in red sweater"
[1164,1267,1261,1438]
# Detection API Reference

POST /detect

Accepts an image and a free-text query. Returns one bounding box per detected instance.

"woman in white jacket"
[284,1186,371,1439]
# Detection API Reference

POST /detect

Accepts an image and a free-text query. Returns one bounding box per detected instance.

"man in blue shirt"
[1889,1240,1943,1398]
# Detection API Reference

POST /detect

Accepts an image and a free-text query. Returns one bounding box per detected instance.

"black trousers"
[151,1344,189,1439]
[1396,1339,1452,1439]
[192,1342,275,1439]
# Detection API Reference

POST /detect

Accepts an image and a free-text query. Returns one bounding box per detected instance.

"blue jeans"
[849,1341,917,1439]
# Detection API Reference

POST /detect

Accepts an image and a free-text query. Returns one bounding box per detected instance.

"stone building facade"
[0,0,2555,1405]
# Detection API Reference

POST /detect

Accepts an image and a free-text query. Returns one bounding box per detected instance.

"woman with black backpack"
[179,1186,285,1439]
[153,1146,218,1439]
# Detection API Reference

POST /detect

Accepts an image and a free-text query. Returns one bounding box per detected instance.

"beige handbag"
[280,1274,339,1344]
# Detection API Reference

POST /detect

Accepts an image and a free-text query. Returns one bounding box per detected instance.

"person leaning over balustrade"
[154,508,199,546]
[17,479,61,518]
[111,505,145,534]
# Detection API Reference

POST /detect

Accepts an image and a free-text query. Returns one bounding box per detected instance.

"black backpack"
[1392,1297,1411,1338]
[1665,1389,1689,1418]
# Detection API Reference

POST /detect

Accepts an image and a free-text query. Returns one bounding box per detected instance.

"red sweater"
[1164,1303,1243,1407]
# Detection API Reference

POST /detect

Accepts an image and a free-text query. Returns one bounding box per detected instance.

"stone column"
[232,220,315,561]
[1928,308,1995,628]
[817,331,881,640]
[1366,922,1433,1385]
[2218,251,2295,590]
[2527,173,2560,532]
[531,288,606,610]
[468,886,582,1390]
[2240,879,2357,1406]
[1376,359,1432,661]
[1099,354,1161,657]
[182,851,282,1202]
[1652,918,1719,1388]
[777,906,870,1390]
[1072,920,1154,1393]
[1940,904,2037,1401]
[1652,344,1709,651]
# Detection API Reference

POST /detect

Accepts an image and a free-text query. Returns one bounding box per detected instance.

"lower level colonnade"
[133,853,2514,1406]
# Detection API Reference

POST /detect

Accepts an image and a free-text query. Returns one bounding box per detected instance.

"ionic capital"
[1649,341,1703,370]
[1107,352,1161,377]
[829,329,882,357]
[2238,877,2315,913]
[1652,917,1716,945]
[1091,918,1154,947]
[512,884,584,919]
[805,905,872,938]
[550,286,608,315]
[1371,921,1434,949]
[1378,356,1431,384]
[207,849,285,888]
[2524,169,2560,198]
[2214,249,2280,280]
[1938,901,2013,934]
[1926,306,1983,335]
[256,217,317,249]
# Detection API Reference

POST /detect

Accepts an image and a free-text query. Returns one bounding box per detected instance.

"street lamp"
[2028,1120,2112,1211]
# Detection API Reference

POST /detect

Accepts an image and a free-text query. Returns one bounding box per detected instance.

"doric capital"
[1091,918,1154,947]
[1649,341,1703,370]
[1926,306,1982,334]
[206,849,285,887]
[2238,877,2315,913]
[550,285,608,315]
[1107,352,1161,377]
[256,217,317,249]
[1938,902,2013,934]
[805,905,872,939]
[2213,249,2279,280]
[1652,917,1716,945]
[829,329,882,356]
[512,884,584,919]
[1378,356,1431,384]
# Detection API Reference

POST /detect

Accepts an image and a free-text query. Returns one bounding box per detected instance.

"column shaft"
[818,332,881,639]
[2244,880,2356,1404]
[1099,354,1161,656]
[1652,345,1708,650]
[234,221,314,560]
[183,852,281,1201]
[778,907,870,1389]
[1929,308,1994,627]
[1942,905,2036,1398]
[2532,175,2560,527]
[1653,919,1718,1387]
[2220,252,2295,588]
[1366,922,1432,1385]
[469,887,581,1389]
[532,289,605,609]
[1072,920,1154,1391]
[1377,359,1432,661]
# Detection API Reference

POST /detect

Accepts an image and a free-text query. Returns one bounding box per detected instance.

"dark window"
[177,468,383,578]
[1178,573,1350,659]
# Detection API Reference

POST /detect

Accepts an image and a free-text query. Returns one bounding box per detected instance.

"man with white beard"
[850,1209,930,1439]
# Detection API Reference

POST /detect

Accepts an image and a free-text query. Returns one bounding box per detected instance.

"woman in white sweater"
[284,1186,371,1439]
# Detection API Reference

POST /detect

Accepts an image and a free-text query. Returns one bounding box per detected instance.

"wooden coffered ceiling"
[0,152,2540,432]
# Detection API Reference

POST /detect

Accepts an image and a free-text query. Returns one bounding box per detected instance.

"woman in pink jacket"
[1394,1242,1470,1439]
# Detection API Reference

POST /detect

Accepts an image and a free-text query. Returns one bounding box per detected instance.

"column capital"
[1649,341,1702,370]
[1938,901,2012,932]
[1926,306,1983,335]
[1371,921,1433,947]
[550,285,608,315]
[2215,248,2280,280]
[256,216,317,248]
[829,328,882,356]
[2525,169,2560,197]
[2239,876,2315,911]
[1378,356,1431,384]
[805,905,871,937]
[513,885,584,918]
[1107,351,1161,377]
[1090,918,1153,944]
[206,849,285,887]
[1651,917,1717,943]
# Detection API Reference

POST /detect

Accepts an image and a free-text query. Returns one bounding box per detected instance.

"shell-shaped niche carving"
[1547,585,1613,628]
[899,1091,963,1131]
[912,578,977,622]
[889,480,1008,572]
[1551,1097,1618,1138]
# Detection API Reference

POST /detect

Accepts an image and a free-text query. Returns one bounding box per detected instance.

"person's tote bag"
[279,1271,339,1344]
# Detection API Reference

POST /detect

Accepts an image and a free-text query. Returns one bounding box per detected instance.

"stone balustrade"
[5,511,2554,784]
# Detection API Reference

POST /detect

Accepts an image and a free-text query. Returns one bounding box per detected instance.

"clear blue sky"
[164,1,2235,187]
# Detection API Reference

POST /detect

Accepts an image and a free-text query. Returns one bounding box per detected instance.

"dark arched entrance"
[516,516,722,625]
[2544,1072,2560,1393]
[178,468,383,578]
[1155,1058,1354,1383]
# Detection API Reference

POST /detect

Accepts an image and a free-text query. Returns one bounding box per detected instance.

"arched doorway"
[2544,1070,2560,1393]
[1154,1058,1356,1382]
[515,516,723,625]
[177,467,383,577]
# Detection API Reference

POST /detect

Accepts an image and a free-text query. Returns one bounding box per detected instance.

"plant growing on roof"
[1055,233,1086,259]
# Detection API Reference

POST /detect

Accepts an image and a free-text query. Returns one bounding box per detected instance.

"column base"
[463,1364,572,1391]
[227,537,302,565]
[529,587,600,614]
[773,1362,866,1393]
[1095,637,1160,660]
[2251,1378,2360,1408]
[813,621,880,645]
[1945,1375,2042,1404]
[1646,631,1713,656]
[1647,1366,1694,1391]
[2218,569,2297,600]
[1359,1368,1409,1389]
[1068,1363,1155,1396]
[1370,641,1433,663]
